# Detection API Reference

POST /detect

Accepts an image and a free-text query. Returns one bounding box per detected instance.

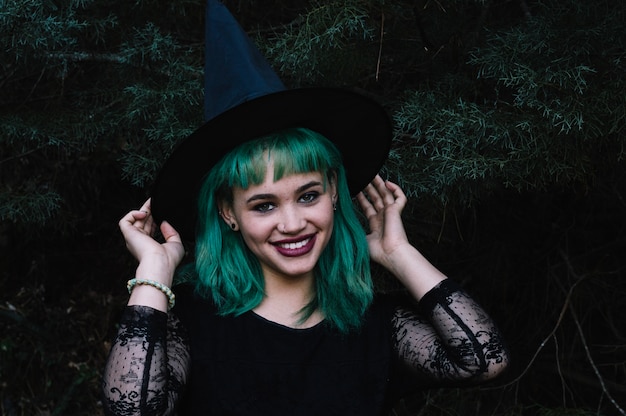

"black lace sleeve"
[101,305,190,416]
[392,279,509,385]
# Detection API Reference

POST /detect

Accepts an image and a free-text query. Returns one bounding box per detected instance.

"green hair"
[192,127,373,333]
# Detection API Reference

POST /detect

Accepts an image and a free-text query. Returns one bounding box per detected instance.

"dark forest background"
[1,0,625,415]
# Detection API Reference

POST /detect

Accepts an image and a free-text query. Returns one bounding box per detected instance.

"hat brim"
[151,87,392,243]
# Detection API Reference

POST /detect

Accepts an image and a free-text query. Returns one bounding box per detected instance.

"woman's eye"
[299,192,319,203]
[253,202,274,213]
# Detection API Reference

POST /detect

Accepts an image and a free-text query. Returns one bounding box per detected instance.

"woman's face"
[221,161,337,281]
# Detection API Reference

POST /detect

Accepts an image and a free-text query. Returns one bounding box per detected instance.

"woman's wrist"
[387,244,447,300]
[127,281,171,312]
[127,278,175,310]
[127,262,176,311]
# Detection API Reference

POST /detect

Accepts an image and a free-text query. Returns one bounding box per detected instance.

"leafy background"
[1,0,625,414]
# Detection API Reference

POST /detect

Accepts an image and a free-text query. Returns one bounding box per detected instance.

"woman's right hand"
[118,198,185,287]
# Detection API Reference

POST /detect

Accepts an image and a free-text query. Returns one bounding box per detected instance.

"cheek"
[317,209,336,237]
[238,217,271,245]
[238,230,266,260]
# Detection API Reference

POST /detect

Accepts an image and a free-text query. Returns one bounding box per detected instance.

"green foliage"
[390,0,626,206]
[0,0,204,234]
[0,189,62,224]
[470,1,624,140]
[259,0,377,84]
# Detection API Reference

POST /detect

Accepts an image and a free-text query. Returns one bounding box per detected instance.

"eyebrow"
[245,180,323,204]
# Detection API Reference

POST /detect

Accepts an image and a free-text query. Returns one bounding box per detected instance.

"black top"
[102,280,508,415]
[175,284,399,415]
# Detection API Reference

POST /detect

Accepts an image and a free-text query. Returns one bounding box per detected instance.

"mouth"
[273,235,316,257]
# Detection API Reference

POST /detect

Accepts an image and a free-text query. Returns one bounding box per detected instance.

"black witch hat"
[151,0,392,243]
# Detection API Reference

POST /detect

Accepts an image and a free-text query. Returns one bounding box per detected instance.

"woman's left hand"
[356,175,409,268]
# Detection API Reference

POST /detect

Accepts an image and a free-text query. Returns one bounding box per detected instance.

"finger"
[139,198,152,215]
[160,221,186,261]
[383,180,407,209]
[119,205,153,235]
[132,198,152,229]
[370,175,397,206]
[160,220,182,243]
[359,182,384,214]
[356,191,376,217]
[143,210,157,235]
[133,210,150,229]
[135,198,155,226]
[119,209,147,228]
[362,177,387,211]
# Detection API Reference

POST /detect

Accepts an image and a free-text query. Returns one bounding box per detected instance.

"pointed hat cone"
[203,0,285,121]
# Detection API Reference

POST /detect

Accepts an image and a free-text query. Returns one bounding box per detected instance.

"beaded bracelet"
[127,278,176,311]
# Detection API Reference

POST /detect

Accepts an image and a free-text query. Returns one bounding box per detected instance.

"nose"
[277,206,305,234]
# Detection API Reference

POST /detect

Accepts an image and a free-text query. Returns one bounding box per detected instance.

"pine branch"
[41,50,203,78]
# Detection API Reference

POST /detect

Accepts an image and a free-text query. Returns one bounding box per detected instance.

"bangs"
[222,127,340,189]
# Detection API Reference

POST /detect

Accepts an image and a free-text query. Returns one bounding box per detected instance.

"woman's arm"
[357,176,509,382]
[391,280,509,382]
[101,306,190,415]
[102,199,190,414]
[356,176,448,299]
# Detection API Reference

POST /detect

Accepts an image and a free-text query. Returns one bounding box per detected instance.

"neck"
[254,271,322,328]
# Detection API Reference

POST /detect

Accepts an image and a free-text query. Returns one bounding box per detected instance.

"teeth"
[279,238,310,250]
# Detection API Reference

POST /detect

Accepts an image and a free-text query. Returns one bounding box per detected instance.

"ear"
[217,201,238,231]
[328,172,339,205]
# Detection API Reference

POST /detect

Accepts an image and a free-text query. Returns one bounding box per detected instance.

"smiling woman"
[100,0,509,414]
[102,122,509,415]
